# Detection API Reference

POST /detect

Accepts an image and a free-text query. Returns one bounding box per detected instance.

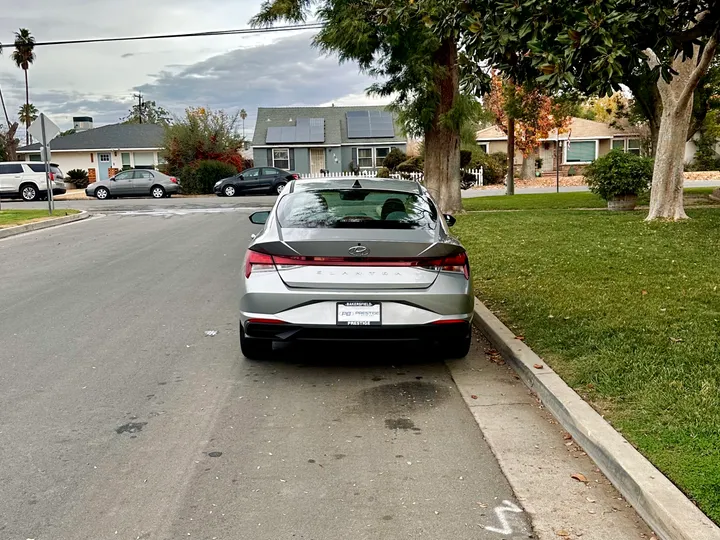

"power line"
[15,24,324,48]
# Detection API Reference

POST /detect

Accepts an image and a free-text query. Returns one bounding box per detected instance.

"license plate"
[337,302,381,326]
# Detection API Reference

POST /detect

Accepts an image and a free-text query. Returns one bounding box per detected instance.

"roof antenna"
[352,178,362,189]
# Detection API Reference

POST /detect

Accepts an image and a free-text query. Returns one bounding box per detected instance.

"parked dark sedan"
[214,167,299,197]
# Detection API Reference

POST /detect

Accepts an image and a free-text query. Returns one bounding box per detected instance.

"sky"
[0,0,389,137]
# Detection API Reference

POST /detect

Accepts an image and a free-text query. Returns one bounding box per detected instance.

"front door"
[238,168,262,192]
[309,148,326,176]
[132,170,154,195]
[98,153,112,180]
[111,171,134,195]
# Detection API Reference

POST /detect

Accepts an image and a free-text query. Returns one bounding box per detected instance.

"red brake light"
[245,250,274,278]
[434,252,470,279]
[49,172,55,181]
[170,177,178,184]
[292,174,299,180]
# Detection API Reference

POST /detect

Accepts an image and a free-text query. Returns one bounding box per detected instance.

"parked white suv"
[0,161,67,201]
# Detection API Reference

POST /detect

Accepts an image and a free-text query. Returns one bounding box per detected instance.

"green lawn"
[0,209,79,228]
[463,187,718,212]
[455,207,720,523]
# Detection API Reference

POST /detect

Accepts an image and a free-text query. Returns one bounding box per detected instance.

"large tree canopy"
[252,0,470,212]
[442,0,720,220]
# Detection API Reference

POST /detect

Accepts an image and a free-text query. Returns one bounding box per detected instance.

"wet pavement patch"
[115,422,147,435]
[357,381,450,415]
[385,418,416,430]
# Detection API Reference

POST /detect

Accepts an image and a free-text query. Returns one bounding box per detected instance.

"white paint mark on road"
[484,500,524,535]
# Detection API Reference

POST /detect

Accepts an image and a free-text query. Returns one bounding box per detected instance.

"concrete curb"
[0,211,91,239]
[471,298,720,540]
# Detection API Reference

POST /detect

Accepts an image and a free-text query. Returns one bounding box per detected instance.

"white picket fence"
[298,168,484,187]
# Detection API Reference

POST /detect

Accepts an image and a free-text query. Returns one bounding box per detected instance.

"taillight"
[170,177,178,184]
[244,250,274,278]
[49,172,55,181]
[431,252,470,279]
[291,174,299,180]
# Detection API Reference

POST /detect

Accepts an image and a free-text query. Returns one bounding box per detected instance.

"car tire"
[439,331,472,359]
[20,183,39,201]
[151,185,166,199]
[224,185,237,197]
[240,324,273,360]
[95,187,110,200]
[273,182,286,195]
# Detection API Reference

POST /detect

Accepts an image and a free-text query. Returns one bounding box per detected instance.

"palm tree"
[240,108,247,139]
[12,29,36,145]
[18,103,38,128]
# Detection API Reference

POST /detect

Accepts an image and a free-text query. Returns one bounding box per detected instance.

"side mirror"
[444,214,456,227]
[238,174,244,180]
[249,211,270,225]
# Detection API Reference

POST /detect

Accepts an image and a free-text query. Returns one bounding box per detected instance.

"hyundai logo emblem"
[348,245,370,256]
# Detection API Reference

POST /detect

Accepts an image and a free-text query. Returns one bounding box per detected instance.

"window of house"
[121,152,132,170]
[273,148,290,169]
[612,139,625,151]
[565,141,597,164]
[99,153,111,163]
[478,143,489,154]
[627,138,642,156]
[357,148,373,168]
[29,154,42,162]
[375,147,391,167]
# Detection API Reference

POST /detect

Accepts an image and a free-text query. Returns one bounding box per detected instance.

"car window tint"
[261,168,279,176]
[114,172,133,180]
[243,169,260,178]
[50,166,63,177]
[0,163,24,174]
[276,190,437,229]
[27,164,47,173]
[133,171,152,179]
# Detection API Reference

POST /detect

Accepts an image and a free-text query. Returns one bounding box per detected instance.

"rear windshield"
[27,163,63,176]
[276,189,437,229]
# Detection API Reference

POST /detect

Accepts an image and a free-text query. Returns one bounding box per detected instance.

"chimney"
[73,116,94,132]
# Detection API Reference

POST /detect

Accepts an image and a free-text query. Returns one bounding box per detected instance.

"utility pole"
[134,93,143,124]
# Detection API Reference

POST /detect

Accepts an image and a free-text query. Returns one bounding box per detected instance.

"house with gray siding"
[252,105,407,175]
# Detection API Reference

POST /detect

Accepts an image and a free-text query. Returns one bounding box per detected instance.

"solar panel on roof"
[265,118,326,144]
[347,110,395,138]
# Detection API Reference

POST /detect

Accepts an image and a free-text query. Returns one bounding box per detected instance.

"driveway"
[0,209,532,539]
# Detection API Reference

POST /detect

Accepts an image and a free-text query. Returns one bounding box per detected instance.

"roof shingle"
[18,123,164,152]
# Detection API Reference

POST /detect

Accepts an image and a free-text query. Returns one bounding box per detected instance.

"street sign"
[40,146,51,162]
[28,114,61,143]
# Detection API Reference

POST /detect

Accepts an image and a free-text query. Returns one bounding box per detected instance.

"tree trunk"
[520,154,535,180]
[645,40,717,221]
[506,116,515,195]
[423,38,461,214]
[24,69,30,146]
[5,122,19,161]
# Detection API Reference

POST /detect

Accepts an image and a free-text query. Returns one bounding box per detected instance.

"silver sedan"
[239,177,474,360]
[85,169,180,199]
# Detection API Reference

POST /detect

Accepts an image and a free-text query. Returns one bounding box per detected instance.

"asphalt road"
[0,210,531,540]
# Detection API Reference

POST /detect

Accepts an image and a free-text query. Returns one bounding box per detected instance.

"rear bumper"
[244,320,471,343]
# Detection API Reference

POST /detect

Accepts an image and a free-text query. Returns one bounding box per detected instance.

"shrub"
[376,167,391,178]
[460,149,473,169]
[396,156,423,174]
[181,160,238,194]
[464,150,507,185]
[66,169,90,189]
[383,148,407,171]
[584,150,653,201]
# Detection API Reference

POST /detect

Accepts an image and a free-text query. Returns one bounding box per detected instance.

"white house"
[17,123,165,181]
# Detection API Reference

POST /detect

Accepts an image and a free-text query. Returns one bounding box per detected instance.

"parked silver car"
[239,177,474,360]
[85,169,180,199]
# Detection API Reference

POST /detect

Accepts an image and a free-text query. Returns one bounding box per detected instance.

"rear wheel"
[20,183,39,201]
[224,185,236,197]
[151,185,166,199]
[273,182,286,195]
[438,332,472,359]
[240,324,273,360]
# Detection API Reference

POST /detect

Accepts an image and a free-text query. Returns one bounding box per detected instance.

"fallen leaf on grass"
[533,364,544,370]
[572,473,589,483]
[670,337,684,343]
[641,290,648,296]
